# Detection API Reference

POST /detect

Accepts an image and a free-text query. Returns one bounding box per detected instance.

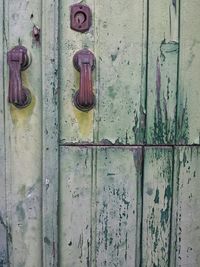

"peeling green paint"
[16,202,26,222]
[154,188,160,204]
[150,57,176,144]
[111,53,117,61]
[160,185,172,231]
[108,86,117,99]
[176,98,189,144]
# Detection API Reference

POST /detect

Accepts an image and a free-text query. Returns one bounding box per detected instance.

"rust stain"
[32,25,41,46]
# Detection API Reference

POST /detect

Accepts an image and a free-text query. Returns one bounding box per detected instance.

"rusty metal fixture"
[70,4,92,33]
[32,25,40,43]
[7,45,32,108]
[73,49,95,111]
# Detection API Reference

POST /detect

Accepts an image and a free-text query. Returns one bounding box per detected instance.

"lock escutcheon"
[70,4,92,33]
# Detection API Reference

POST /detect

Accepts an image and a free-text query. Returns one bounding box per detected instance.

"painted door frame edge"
[42,0,59,266]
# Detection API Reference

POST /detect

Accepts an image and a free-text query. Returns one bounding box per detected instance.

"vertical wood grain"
[142,147,173,266]
[0,1,8,266]
[59,0,95,144]
[96,147,142,266]
[96,0,147,144]
[4,0,42,266]
[42,0,59,265]
[146,0,179,144]
[59,147,143,266]
[176,0,200,144]
[171,147,200,267]
[59,0,147,145]
[59,147,93,266]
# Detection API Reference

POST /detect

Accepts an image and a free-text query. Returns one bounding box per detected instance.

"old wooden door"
[0,0,200,266]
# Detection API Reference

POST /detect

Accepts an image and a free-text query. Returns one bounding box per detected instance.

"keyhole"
[75,12,86,27]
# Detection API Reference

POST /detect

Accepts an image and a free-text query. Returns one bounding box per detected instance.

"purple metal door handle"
[7,45,31,108]
[73,49,95,111]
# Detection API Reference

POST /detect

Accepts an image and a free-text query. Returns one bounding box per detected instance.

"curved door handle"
[7,45,31,108]
[73,49,95,111]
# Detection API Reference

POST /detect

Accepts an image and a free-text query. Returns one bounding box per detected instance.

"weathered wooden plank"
[59,147,92,266]
[146,0,179,144]
[59,0,95,143]
[96,147,142,266]
[41,0,59,265]
[97,0,147,144]
[0,2,8,266]
[170,147,200,267]
[142,147,173,266]
[176,0,200,144]
[4,0,42,266]
[59,0,147,145]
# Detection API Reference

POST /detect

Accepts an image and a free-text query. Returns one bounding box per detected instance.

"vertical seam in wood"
[91,147,98,267]
[170,146,181,267]
[144,0,149,144]
[57,3,61,266]
[175,0,181,144]
[57,147,61,267]
[42,0,59,265]
[137,146,144,267]
[90,147,94,266]
[3,0,10,264]
[2,0,9,265]
[168,146,176,267]
[94,0,100,144]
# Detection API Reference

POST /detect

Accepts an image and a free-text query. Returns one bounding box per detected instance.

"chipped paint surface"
[0,0,200,266]
[97,1,146,145]
[0,4,7,261]
[177,0,200,144]
[59,0,95,143]
[176,97,189,144]
[171,147,200,266]
[96,148,139,266]
[60,0,146,145]
[59,147,142,266]
[146,0,179,144]
[142,147,173,266]
[150,49,178,144]
[59,147,92,266]
[1,0,43,266]
[59,146,200,266]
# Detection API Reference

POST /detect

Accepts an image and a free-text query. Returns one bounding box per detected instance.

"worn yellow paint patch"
[10,72,36,126]
[73,106,93,138]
